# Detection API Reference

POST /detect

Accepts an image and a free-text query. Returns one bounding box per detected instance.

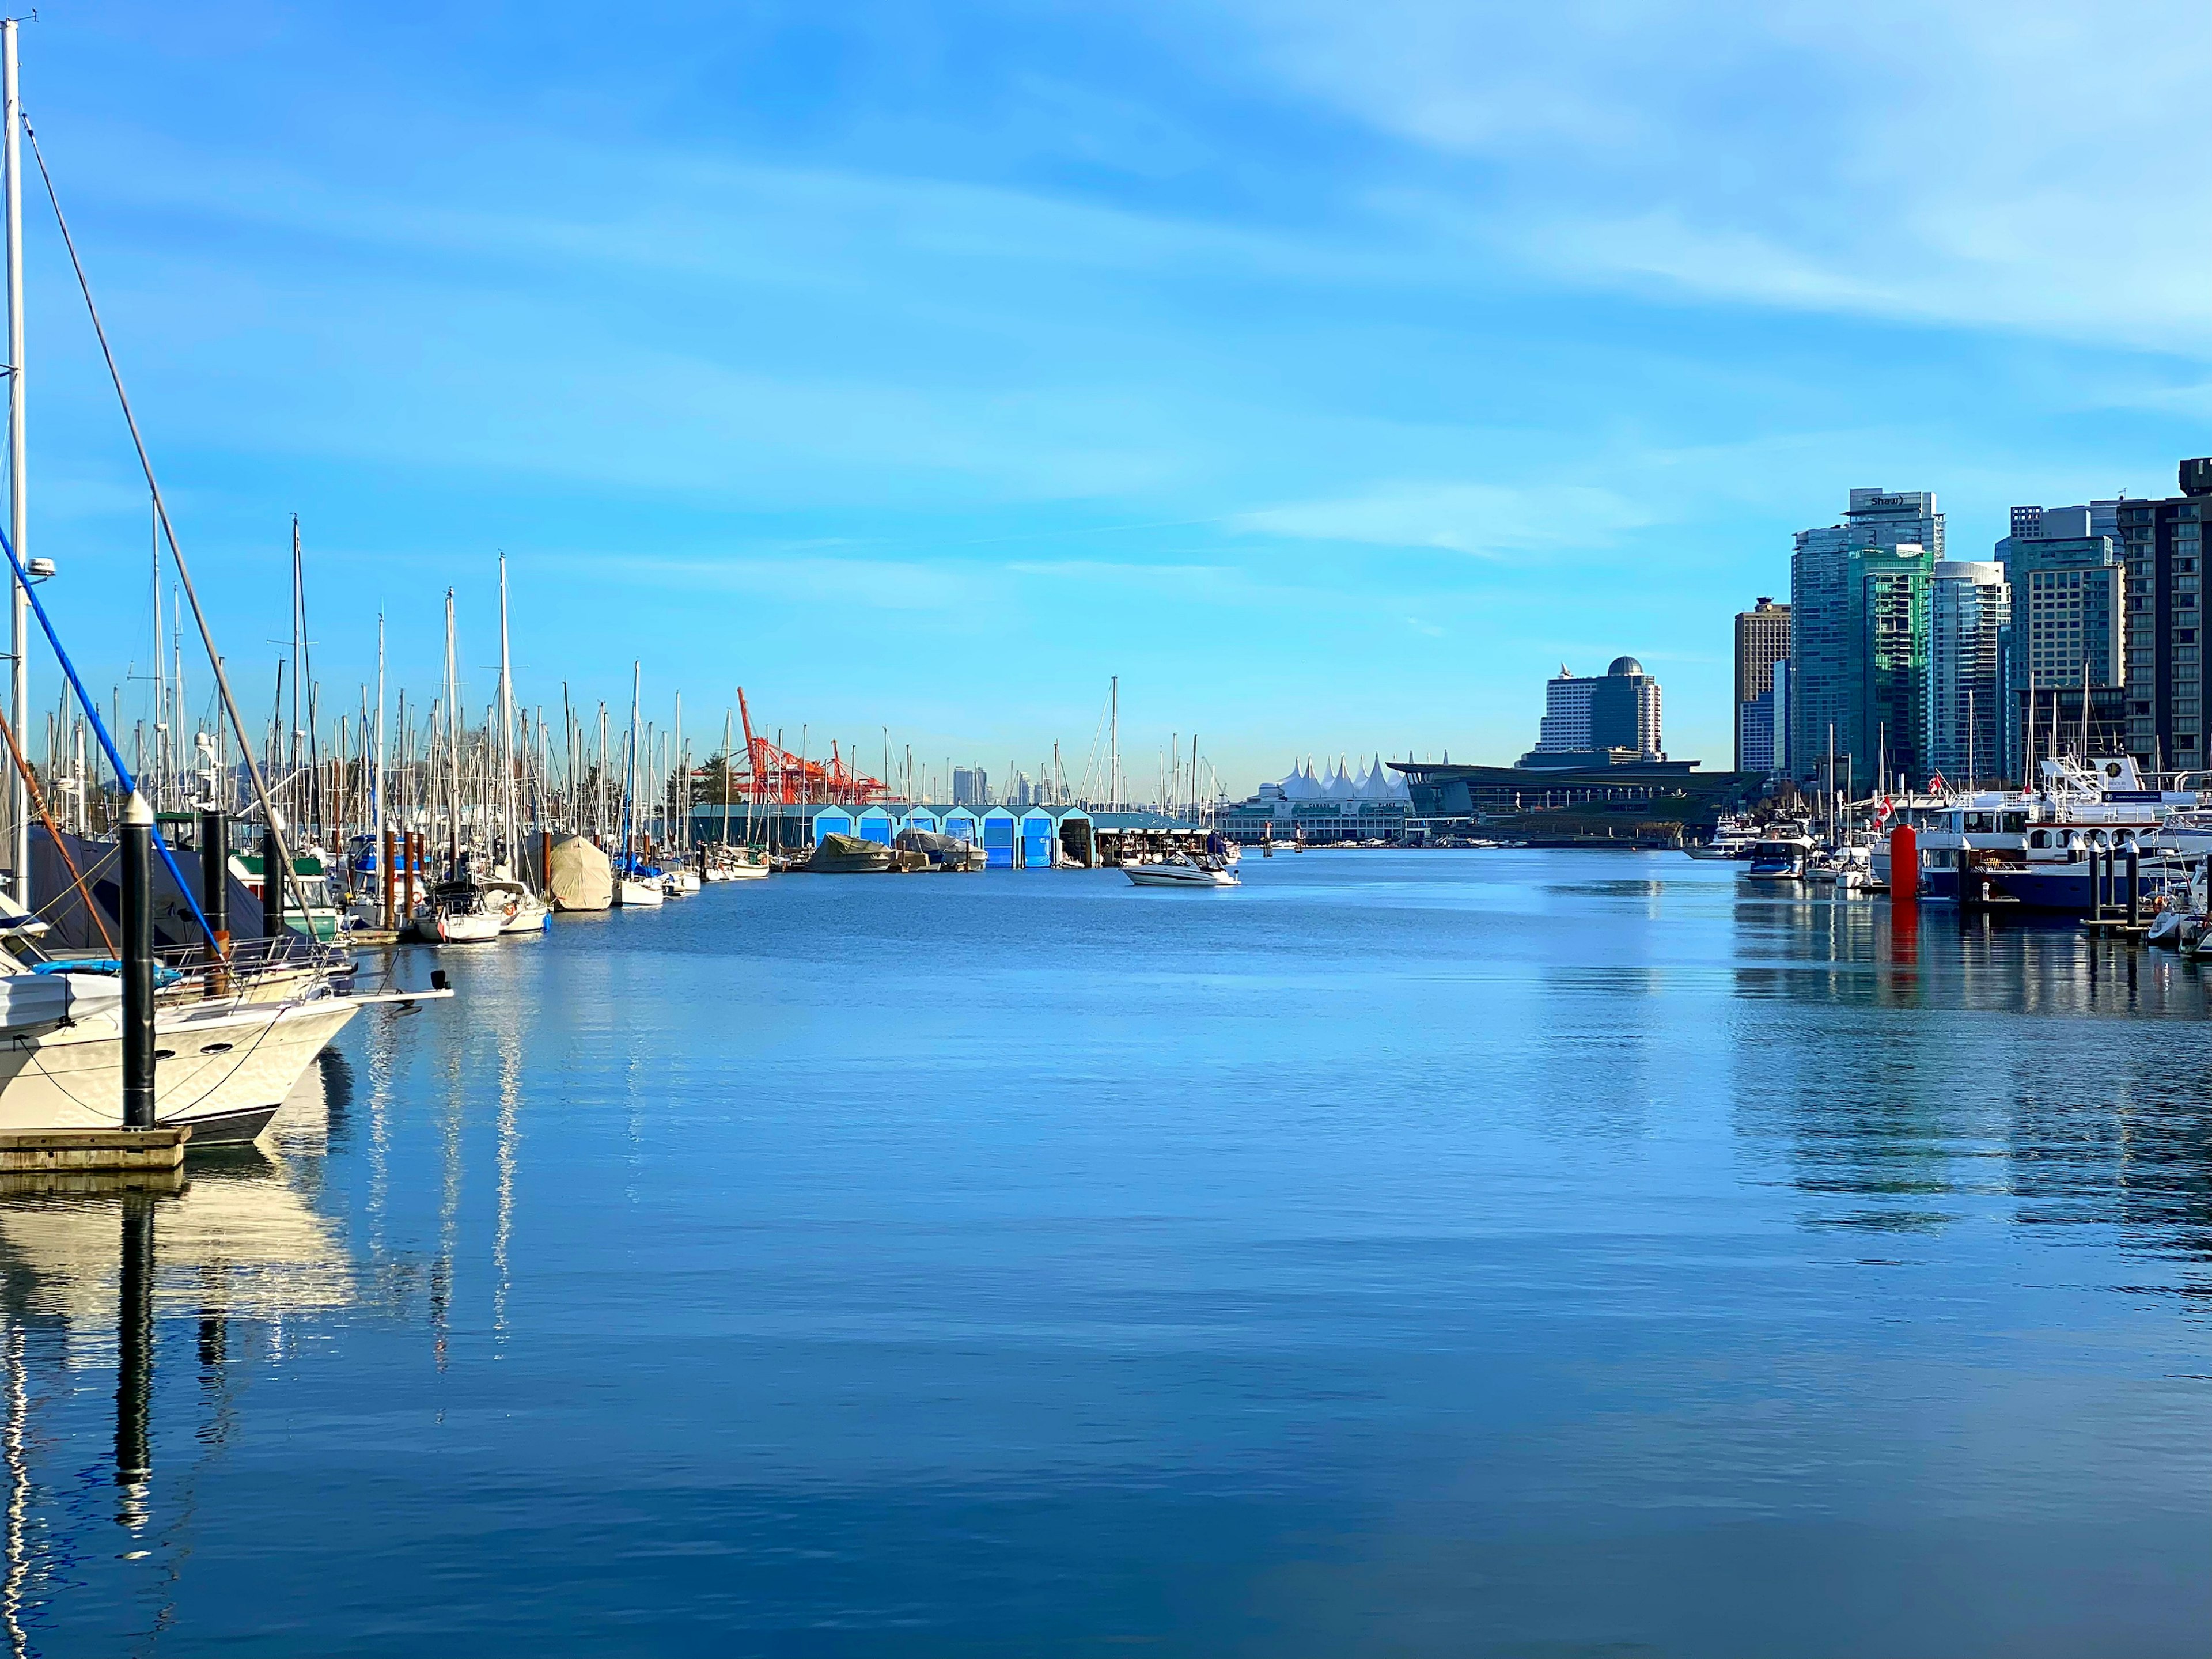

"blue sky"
[12,1,2212,794]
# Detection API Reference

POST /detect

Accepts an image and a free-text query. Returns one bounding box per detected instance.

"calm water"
[4,850,2209,1656]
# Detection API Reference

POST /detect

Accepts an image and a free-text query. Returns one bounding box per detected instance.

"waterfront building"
[1790,488,1944,785]
[1219,756,1410,843]
[1520,657,1662,767]
[2117,460,2212,771]
[1927,561,2009,786]
[1733,597,1790,774]
[1994,501,2127,772]
[1842,543,1933,793]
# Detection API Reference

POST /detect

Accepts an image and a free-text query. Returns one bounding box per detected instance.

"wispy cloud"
[1236,482,1651,558]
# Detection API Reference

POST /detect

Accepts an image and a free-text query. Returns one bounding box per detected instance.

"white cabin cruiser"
[1125,853,1240,888]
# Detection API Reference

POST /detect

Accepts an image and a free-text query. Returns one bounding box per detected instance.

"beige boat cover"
[543,832,614,911]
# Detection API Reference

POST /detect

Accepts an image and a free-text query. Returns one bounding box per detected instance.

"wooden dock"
[0,1125,190,1176]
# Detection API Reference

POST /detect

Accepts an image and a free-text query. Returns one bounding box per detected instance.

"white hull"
[1125,863,1240,888]
[499,895,552,934]
[433,909,505,944]
[0,997,359,1142]
[616,878,664,908]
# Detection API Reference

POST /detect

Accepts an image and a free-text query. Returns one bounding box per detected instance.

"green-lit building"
[1839,543,1932,794]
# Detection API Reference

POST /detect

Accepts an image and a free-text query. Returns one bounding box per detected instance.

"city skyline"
[3,6,2209,794]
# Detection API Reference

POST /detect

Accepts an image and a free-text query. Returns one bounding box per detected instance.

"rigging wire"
[20,113,312,921]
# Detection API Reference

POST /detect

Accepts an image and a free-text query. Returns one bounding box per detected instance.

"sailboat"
[490,555,551,934]
[412,592,503,944]
[613,661,664,907]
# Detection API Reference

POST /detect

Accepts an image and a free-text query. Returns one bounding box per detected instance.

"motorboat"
[1125,853,1240,888]
[662,867,702,898]
[804,832,895,874]
[1684,816,1756,859]
[0,938,442,1143]
[1745,823,1817,881]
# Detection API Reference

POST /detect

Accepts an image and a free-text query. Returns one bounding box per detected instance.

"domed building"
[1520,657,1664,767]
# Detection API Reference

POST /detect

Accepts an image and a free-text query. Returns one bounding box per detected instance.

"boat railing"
[152,930,353,991]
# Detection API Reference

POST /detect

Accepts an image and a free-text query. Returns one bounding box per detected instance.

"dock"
[0,1124,191,1176]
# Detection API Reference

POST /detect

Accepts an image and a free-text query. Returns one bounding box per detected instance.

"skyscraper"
[2117,460,2212,771]
[1518,658,1662,766]
[1927,560,2009,785]
[1994,501,2126,774]
[1789,488,1944,783]
[1733,597,1790,773]
[1844,543,1934,791]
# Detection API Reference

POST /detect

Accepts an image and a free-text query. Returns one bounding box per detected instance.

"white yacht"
[1125,853,1240,888]
[1745,823,1818,881]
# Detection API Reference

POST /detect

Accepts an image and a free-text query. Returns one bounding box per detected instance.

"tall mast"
[3,21,26,904]
[627,661,641,870]
[1109,675,1118,809]
[722,709,733,847]
[443,589,459,869]
[498,554,516,874]
[374,611,386,918]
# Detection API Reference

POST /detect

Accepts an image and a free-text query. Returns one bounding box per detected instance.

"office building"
[1927,561,2009,785]
[1789,488,1944,783]
[1520,657,1662,767]
[1994,501,2127,772]
[2113,462,2212,770]
[952,766,990,806]
[1733,597,1790,773]
[1843,543,1933,791]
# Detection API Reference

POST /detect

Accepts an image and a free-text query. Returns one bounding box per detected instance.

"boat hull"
[616,878,664,907]
[1124,866,1239,888]
[0,997,358,1139]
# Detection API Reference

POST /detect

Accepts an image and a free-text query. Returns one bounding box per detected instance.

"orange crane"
[734,687,887,805]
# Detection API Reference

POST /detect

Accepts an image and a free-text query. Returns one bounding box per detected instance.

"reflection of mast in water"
[116,1194,154,1535]
[3,1328,28,1659]
[431,1041,467,1375]
[493,1027,522,1338]
[365,1003,400,1259]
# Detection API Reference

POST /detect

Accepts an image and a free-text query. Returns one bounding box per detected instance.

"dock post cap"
[121,791,153,827]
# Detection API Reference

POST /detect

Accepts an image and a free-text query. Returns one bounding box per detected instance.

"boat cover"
[544,833,615,912]
[0,969,119,1031]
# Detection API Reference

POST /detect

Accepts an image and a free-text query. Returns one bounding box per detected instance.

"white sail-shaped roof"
[1355,753,1408,800]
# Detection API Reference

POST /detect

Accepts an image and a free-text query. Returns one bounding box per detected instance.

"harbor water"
[6,850,2209,1656]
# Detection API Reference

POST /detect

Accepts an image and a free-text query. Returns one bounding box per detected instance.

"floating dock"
[0,1125,191,1176]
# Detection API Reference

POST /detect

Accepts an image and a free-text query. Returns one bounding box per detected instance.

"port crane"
[732,687,887,806]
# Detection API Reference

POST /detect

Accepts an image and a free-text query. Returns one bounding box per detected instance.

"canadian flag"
[1875,796,1894,824]
[1927,771,1948,792]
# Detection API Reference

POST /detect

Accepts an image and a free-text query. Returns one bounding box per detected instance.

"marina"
[0,4,2200,1652]
[1,851,2205,1655]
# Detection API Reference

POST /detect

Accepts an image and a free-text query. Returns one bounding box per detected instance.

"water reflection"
[0,1056,357,1654]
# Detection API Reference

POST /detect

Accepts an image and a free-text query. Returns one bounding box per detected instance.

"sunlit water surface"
[3,850,2209,1656]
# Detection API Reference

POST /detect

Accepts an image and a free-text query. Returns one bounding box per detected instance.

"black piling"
[199,807,229,994]
[262,812,286,942]
[120,792,156,1131]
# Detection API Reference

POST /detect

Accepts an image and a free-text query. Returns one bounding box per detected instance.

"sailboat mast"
[498,554,517,874]
[374,611,386,920]
[444,589,459,869]
[627,661,641,871]
[4,21,26,905]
